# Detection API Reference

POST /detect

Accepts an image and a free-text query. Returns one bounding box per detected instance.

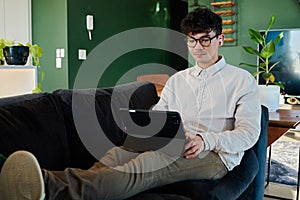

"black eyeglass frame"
[186,34,219,48]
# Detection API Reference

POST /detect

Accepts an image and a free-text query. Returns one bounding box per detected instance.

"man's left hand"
[183,132,205,159]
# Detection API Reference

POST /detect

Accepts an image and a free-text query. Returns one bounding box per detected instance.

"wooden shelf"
[222,19,235,25]
[222,28,235,34]
[224,38,235,42]
[211,0,237,45]
[211,1,235,8]
[214,10,235,16]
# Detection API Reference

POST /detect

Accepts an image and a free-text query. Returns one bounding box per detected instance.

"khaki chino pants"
[43,147,227,200]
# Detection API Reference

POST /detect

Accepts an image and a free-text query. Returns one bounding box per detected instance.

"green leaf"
[269,61,280,72]
[249,29,264,45]
[274,31,284,45]
[262,72,275,83]
[275,82,285,90]
[242,46,261,56]
[239,62,258,68]
[262,72,272,79]
[266,15,276,31]
[261,41,275,59]
[3,38,14,46]
[32,87,42,93]
[241,14,284,86]
[258,63,267,72]
[253,70,263,77]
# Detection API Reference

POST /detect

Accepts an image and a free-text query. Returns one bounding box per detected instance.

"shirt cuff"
[196,133,207,151]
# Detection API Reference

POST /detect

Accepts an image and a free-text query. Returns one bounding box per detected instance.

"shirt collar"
[192,56,226,78]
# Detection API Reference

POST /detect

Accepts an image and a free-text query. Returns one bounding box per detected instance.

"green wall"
[33,0,300,91]
[32,0,68,92]
[33,0,187,90]
[66,0,187,88]
[188,0,300,74]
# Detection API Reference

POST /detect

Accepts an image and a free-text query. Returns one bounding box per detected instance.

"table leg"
[297,146,300,200]
[265,145,272,188]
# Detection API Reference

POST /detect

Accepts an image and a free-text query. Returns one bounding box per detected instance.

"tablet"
[117,108,186,154]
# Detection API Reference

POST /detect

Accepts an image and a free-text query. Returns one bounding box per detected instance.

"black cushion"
[53,82,159,170]
[0,93,71,170]
[106,81,159,110]
[53,89,113,169]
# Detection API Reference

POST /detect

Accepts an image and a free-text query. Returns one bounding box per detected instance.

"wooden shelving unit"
[211,1,237,46]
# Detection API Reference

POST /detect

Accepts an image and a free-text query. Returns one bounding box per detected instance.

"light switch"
[60,48,65,58]
[78,49,87,60]
[56,49,61,57]
[56,57,62,68]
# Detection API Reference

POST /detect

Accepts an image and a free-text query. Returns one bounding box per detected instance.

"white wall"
[0,0,31,44]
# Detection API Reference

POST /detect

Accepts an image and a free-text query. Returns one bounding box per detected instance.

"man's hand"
[183,132,205,159]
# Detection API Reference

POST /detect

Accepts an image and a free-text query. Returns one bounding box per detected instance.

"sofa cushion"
[53,82,159,170]
[0,93,70,170]
[106,81,159,110]
[53,89,113,169]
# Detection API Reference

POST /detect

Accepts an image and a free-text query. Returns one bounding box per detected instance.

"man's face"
[187,31,223,69]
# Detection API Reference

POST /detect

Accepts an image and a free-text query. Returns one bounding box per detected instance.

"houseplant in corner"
[240,15,284,112]
[0,38,44,92]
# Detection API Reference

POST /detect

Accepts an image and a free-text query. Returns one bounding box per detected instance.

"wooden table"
[268,104,300,146]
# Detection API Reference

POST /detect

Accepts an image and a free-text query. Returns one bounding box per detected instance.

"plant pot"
[258,85,280,112]
[3,46,29,65]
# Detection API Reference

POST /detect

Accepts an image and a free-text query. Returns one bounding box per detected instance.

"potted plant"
[240,15,284,112]
[0,38,44,92]
[0,38,42,66]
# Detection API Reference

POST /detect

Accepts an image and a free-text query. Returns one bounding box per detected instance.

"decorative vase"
[3,46,29,65]
[258,85,280,112]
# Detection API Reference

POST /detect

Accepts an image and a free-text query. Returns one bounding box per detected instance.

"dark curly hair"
[181,6,222,36]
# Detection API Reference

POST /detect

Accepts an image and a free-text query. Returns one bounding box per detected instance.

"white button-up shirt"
[153,56,261,170]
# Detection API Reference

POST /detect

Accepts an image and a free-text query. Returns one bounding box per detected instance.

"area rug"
[266,140,300,185]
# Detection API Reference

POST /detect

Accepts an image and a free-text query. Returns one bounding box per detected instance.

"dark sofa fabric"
[53,88,113,169]
[0,93,71,170]
[52,82,159,169]
[0,82,268,199]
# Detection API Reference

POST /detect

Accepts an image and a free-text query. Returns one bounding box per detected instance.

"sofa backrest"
[0,93,71,170]
[53,81,159,169]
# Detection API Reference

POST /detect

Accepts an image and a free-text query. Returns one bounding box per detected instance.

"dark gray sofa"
[0,81,268,200]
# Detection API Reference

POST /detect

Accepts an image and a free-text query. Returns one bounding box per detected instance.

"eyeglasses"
[186,35,218,48]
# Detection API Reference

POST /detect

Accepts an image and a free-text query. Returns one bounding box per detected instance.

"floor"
[264,129,300,200]
[264,182,298,199]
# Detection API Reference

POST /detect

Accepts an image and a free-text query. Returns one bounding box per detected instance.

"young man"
[0,7,261,200]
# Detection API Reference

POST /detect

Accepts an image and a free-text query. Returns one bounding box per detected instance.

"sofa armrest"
[251,105,269,200]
